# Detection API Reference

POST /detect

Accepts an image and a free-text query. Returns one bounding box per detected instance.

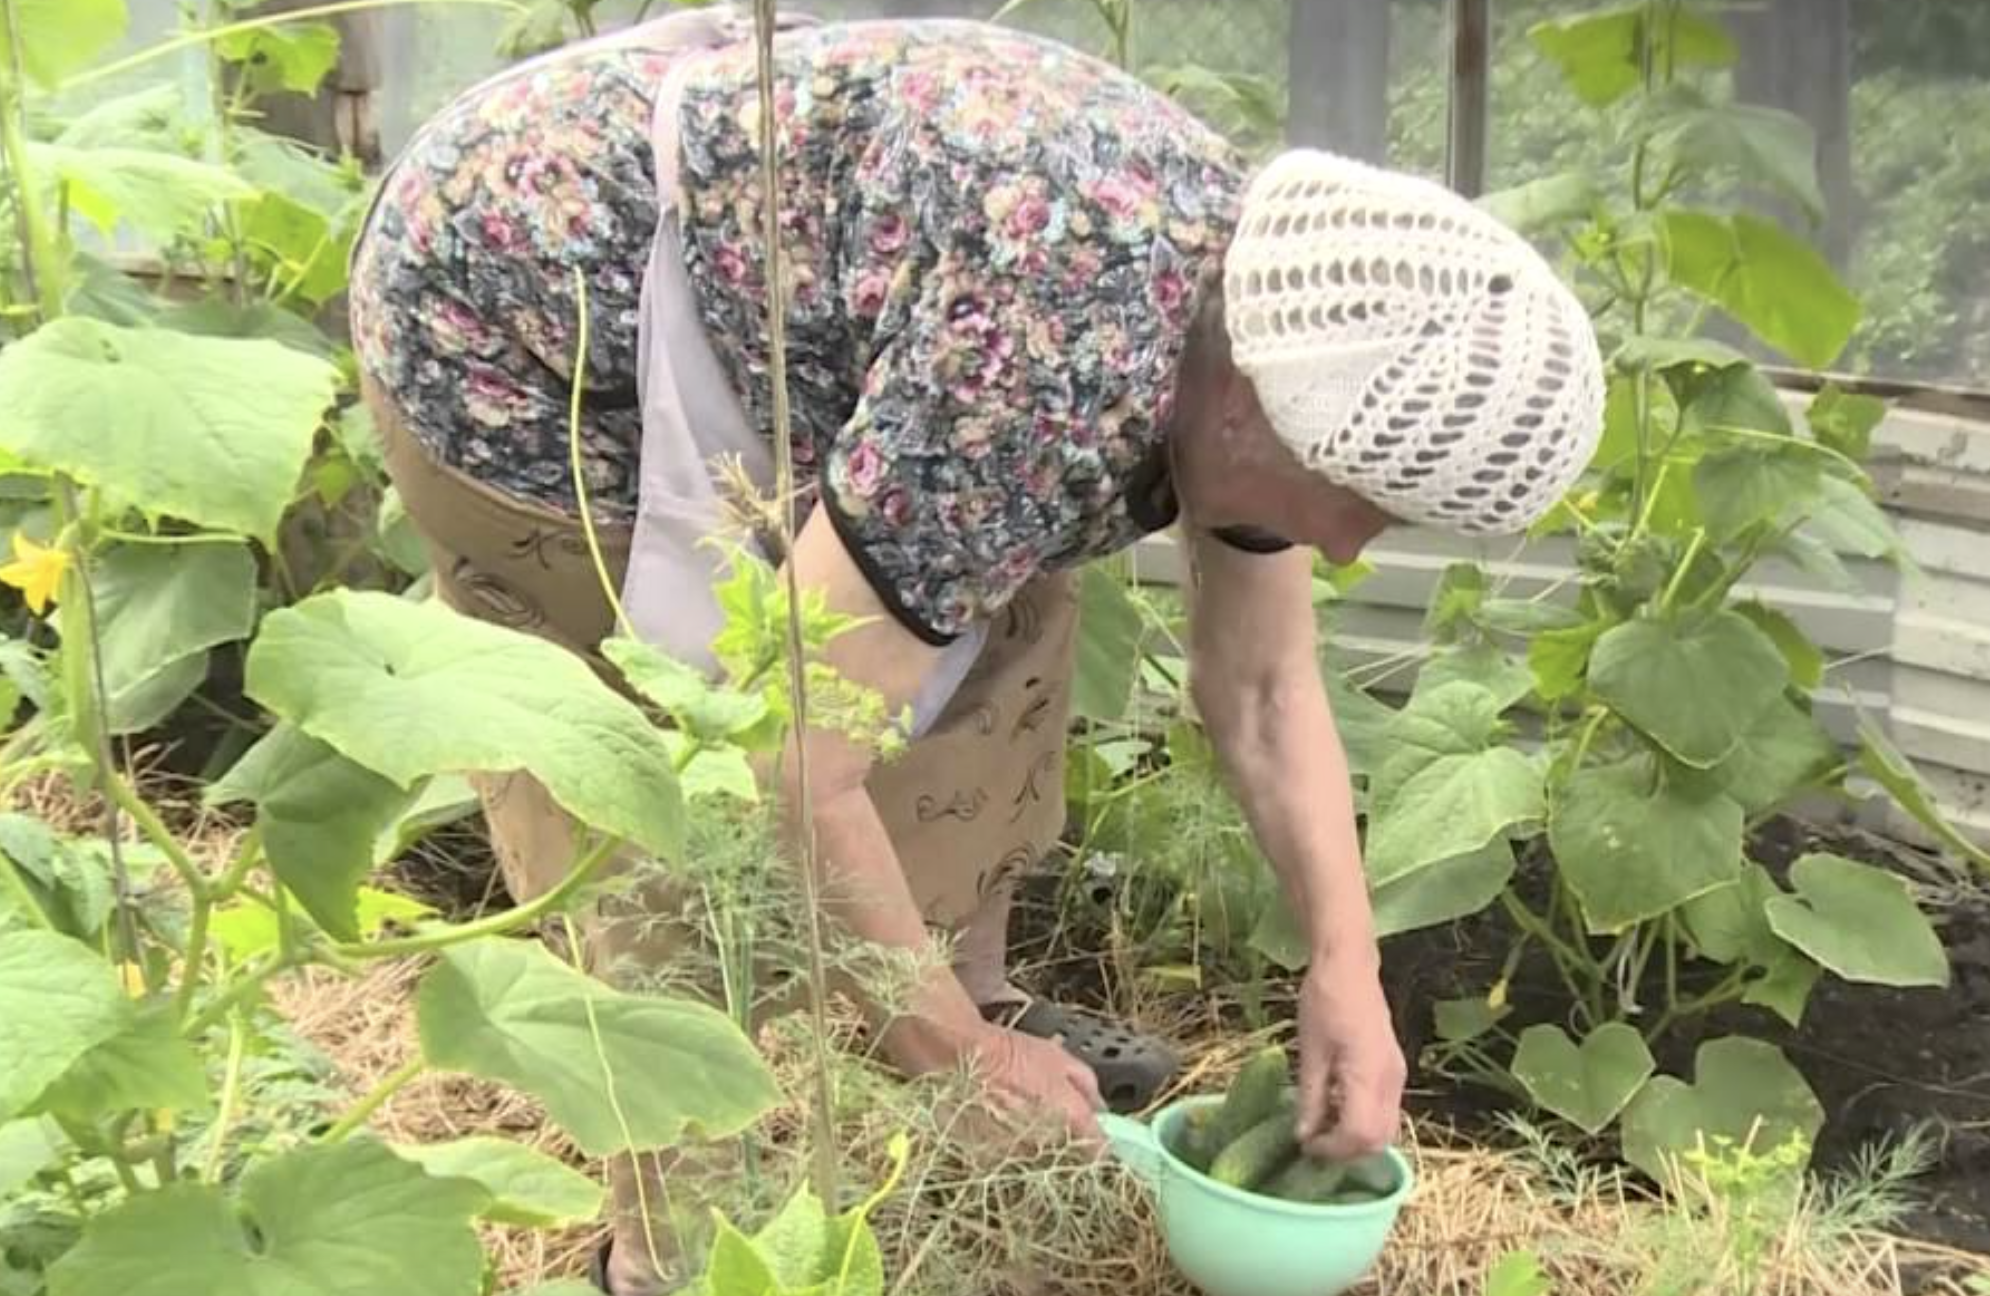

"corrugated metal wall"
[1871,396,1990,845]
[1129,389,1990,850]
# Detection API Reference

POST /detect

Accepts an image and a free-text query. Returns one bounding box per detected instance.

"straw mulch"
[274,960,1988,1296]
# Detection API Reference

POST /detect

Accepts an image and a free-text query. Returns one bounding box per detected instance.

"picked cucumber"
[1262,1155,1349,1203]
[1171,1104,1219,1172]
[1203,1045,1291,1154]
[1208,1104,1300,1191]
[1339,1154,1399,1197]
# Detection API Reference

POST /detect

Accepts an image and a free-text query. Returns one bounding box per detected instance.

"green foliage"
[1619,1039,1823,1186]
[93,541,259,733]
[1762,853,1949,988]
[216,22,342,98]
[1528,3,1734,108]
[1484,1250,1552,1296]
[1549,760,1742,932]
[416,937,781,1159]
[0,931,130,1121]
[1509,1023,1655,1136]
[1857,717,1990,871]
[0,0,127,91]
[0,320,339,543]
[688,1133,909,1296]
[207,725,422,940]
[0,11,918,1293]
[245,589,687,859]
[46,1140,492,1296]
[1073,565,1145,722]
[1361,685,1544,885]
[1348,0,1983,1183]
[397,1136,605,1228]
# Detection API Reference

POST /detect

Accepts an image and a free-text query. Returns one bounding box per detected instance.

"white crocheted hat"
[1224,149,1605,534]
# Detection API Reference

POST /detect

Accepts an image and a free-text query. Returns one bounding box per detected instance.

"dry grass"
[20,760,1979,1294]
[273,959,1987,1296]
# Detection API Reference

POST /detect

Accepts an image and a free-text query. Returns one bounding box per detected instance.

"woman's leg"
[368,382,697,1295]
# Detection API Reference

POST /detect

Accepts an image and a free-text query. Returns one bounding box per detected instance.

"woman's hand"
[1294,952,1406,1160]
[889,1017,1106,1149]
[962,1022,1108,1145]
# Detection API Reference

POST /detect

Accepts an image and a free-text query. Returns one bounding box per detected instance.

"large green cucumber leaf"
[0,930,129,1122]
[415,938,777,1158]
[245,590,681,861]
[1621,1038,1824,1184]
[398,1136,603,1228]
[1764,853,1949,989]
[210,725,417,943]
[0,0,126,89]
[1511,1023,1655,1136]
[1590,612,1789,768]
[47,1139,490,1296]
[93,541,258,733]
[30,144,254,244]
[1364,749,1543,886]
[0,319,337,541]
[32,1003,208,1123]
[1661,211,1859,370]
[1371,842,1516,941]
[1550,761,1742,932]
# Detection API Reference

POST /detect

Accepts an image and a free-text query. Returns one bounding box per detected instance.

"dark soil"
[1382,818,1990,1262]
[1014,816,1990,1273]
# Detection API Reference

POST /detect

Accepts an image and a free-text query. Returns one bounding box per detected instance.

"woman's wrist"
[875,976,992,1074]
[1307,908,1381,974]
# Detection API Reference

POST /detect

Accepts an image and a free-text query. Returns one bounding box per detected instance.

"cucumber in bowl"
[1165,1045,1403,1206]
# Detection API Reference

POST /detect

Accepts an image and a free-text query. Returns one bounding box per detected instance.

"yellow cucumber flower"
[0,532,70,615]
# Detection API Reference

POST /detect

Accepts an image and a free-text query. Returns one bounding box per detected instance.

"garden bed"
[1009,812,1990,1282]
[284,931,1977,1296]
[1382,817,1990,1258]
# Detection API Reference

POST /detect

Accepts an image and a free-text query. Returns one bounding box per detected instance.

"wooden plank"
[1132,531,1894,653]
[1894,609,1990,682]
[1889,680,1990,776]
[1877,407,1990,475]
[1883,465,1990,526]
[1879,762,1990,852]
[1895,516,1990,580]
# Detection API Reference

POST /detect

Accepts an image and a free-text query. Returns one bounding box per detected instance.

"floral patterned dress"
[351,19,1278,647]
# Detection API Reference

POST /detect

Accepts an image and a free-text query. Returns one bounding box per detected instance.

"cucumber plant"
[0,0,442,775]
[1320,0,1984,1179]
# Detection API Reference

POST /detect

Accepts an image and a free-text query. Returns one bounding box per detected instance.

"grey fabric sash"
[627,9,986,735]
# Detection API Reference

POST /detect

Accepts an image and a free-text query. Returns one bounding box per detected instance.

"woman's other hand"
[887,1016,1107,1150]
[1294,951,1406,1160]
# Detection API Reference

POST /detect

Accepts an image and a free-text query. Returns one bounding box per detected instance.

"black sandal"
[983,997,1180,1113]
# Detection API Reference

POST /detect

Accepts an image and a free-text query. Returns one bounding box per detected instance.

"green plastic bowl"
[1100,1096,1414,1296]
